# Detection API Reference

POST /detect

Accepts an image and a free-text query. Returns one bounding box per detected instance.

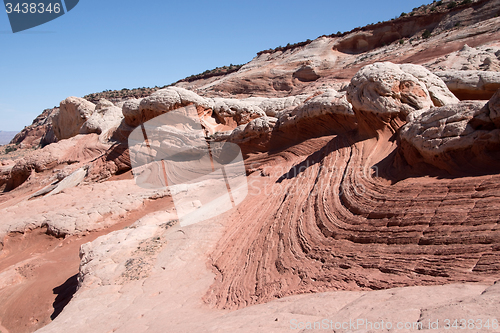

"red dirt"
[0,194,173,333]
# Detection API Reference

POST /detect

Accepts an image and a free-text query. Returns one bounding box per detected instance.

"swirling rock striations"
[205,64,500,310]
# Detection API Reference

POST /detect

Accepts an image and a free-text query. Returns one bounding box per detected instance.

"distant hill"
[0,131,19,145]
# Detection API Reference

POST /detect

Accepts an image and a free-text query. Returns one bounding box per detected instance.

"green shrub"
[447,1,457,8]
[5,145,17,154]
[400,12,407,17]
[436,0,443,5]
[422,29,432,39]
[399,39,405,45]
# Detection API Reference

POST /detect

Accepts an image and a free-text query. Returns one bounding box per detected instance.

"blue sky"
[0,0,428,131]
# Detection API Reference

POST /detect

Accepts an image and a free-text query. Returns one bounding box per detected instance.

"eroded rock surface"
[2,4,500,333]
[53,97,96,140]
[436,70,500,100]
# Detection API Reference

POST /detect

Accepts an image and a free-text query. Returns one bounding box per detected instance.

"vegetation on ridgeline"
[83,0,481,104]
[177,64,244,83]
[83,64,245,104]
[256,0,480,56]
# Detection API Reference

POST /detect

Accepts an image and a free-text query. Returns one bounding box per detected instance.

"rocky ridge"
[1,1,500,333]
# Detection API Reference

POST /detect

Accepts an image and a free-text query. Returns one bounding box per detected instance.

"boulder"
[400,96,500,174]
[435,70,500,100]
[212,98,266,126]
[293,65,320,82]
[121,99,143,127]
[53,97,96,140]
[399,64,459,107]
[228,116,277,144]
[80,105,124,141]
[346,62,456,136]
[95,98,114,110]
[134,87,214,127]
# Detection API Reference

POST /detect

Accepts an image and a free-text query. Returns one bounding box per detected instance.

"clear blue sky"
[0,0,428,131]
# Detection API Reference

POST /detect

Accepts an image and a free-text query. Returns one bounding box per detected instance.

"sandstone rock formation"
[424,44,500,72]
[80,99,124,142]
[2,2,500,333]
[435,70,500,100]
[346,62,457,136]
[53,97,96,140]
[9,108,58,148]
[400,87,500,174]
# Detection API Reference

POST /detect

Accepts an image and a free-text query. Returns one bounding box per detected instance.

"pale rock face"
[282,89,353,119]
[80,105,124,142]
[435,70,500,100]
[401,101,488,156]
[53,97,96,140]
[121,98,143,127]
[135,87,214,126]
[424,44,500,72]
[95,98,115,110]
[347,62,434,117]
[229,116,278,143]
[0,178,168,239]
[122,88,214,127]
[399,64,460,107]
[122,87,309,128]
[257,95,309,117]
[213,95,309,125]
[79,210,176,287]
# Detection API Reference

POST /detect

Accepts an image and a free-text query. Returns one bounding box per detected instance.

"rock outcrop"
[80,99,124,142]
[435,70,500,100]
[53,97,96,140]
[346,62,457,136]
[9,108,58,148]
[400,88,500,174]
[424,44,500,72]
[3,3,500,333]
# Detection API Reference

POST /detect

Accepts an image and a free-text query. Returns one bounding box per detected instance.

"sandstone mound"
[346,62,458,137]
[400,91,500,174]
[436,70,500,100]
[53,97,96,140]
[2,4,500,332]
[80,99,124,142]
[202,63,500,310]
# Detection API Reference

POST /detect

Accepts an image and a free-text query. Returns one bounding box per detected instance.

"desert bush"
[447,1,457,8]
[422,29,432,39]
[5,145,18,154]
